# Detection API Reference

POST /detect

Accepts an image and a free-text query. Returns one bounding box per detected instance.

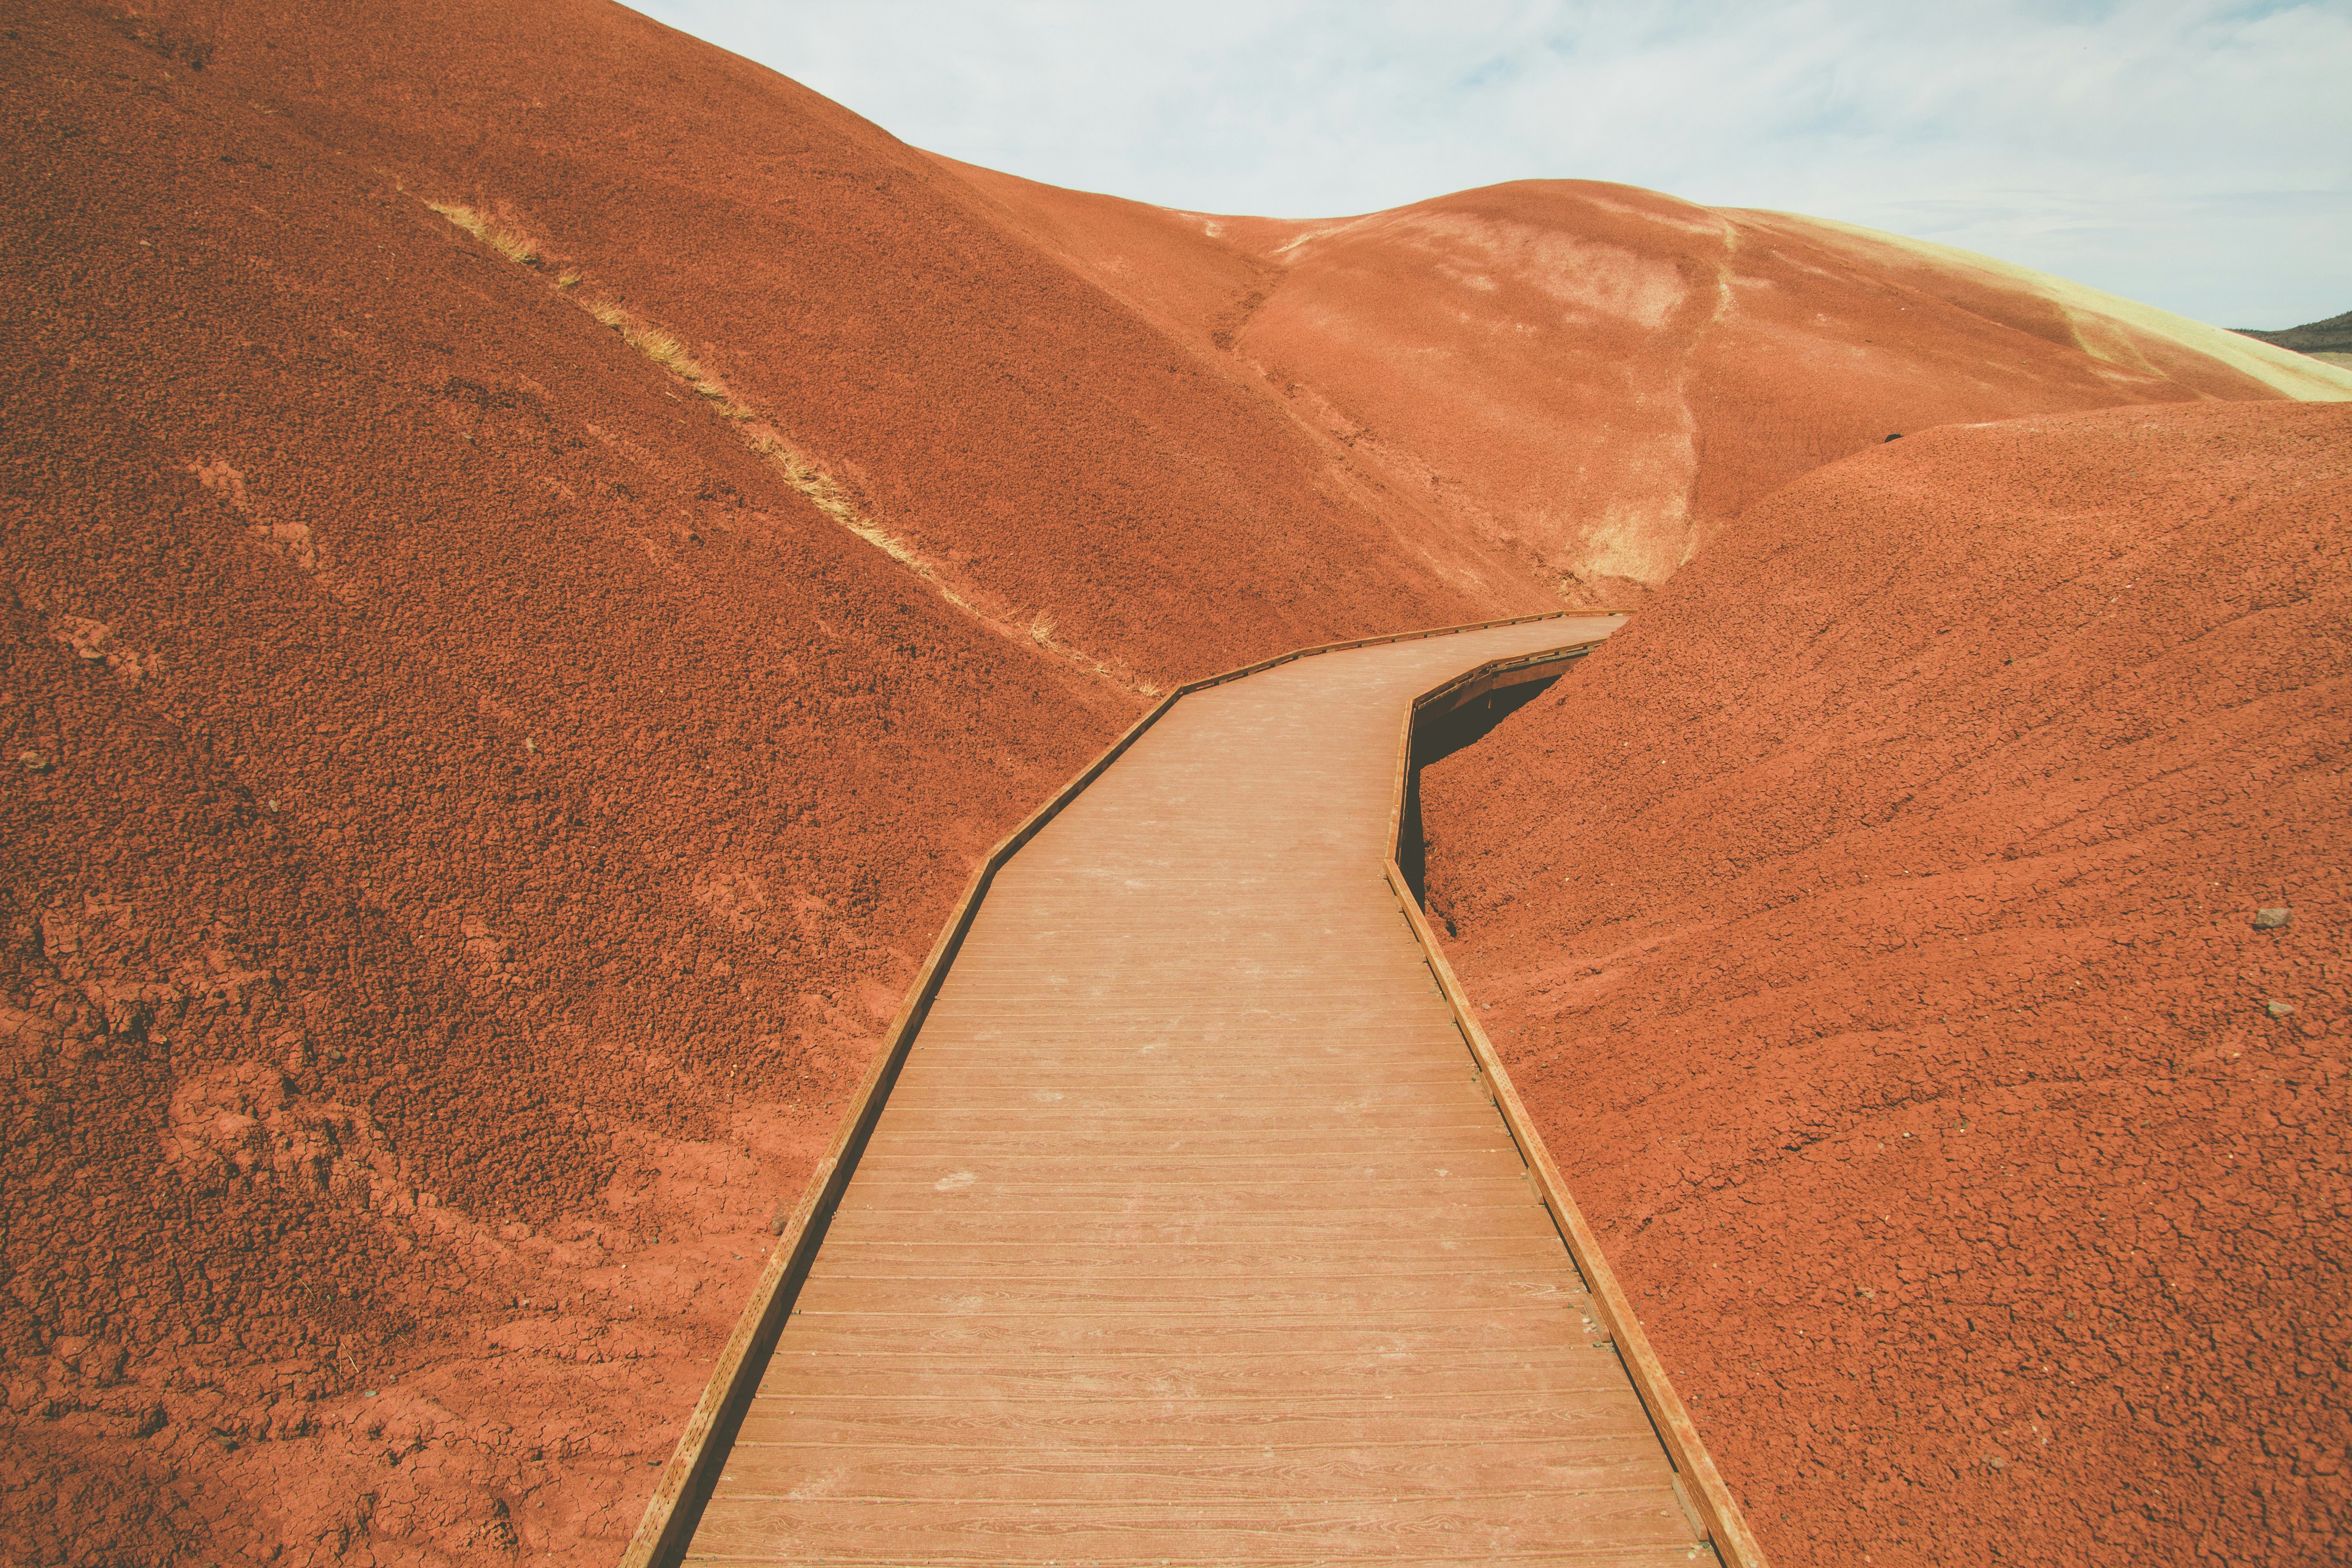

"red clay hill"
[1422,400,2350,1565]
[949,161,2347,598]
[0,0,2342,1563]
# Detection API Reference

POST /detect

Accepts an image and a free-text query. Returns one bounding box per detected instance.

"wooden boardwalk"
[647,616,1754,1566]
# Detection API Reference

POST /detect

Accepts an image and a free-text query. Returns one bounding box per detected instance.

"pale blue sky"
[638,0,2350,327]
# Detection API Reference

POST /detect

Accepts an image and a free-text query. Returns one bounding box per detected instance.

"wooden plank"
[832,1177,1543,1209]
[867,1103,1501,1132]
[710,1443,1675,1502]
[842,1134,1539,1158]
[733,1393,1665,1449]
[787,1277,1593,1317]
[877,1073,1493,1104]
[803,1242,1585,1275]
[889,1067,1482,1089]
[931,965,1450,981]
[844,1148,1537,1175]
[754,1357,1642,1404]
[688,1552,1698,1568]
[684,1492,1697,1561]
[902,1036,1470,1055]
[816,1215,1563,1250]
[807,1241,1573,1269]
[784,1310,1590,1339]
[686,1548,1700,1568]
[763,1313,1604,1354]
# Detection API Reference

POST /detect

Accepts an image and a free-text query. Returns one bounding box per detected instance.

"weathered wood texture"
[669,617,1745,1565]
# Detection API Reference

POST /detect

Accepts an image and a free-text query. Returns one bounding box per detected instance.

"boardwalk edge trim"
[1373,644,1769,1561]
[1381,639,1769,1567]
[624,606,1780,1568]
[1387,861,1767,1567]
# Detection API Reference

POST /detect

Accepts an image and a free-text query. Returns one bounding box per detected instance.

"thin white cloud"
[638,0,2352,325]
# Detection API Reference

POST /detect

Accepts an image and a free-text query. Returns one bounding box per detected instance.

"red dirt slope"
[0,5,1137,1563]
[1421,400,2350,1565]
[132,0,1554,685]
[953,166,2352,603]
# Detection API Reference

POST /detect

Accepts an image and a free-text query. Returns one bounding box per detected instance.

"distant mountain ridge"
[2233,309,2352,355]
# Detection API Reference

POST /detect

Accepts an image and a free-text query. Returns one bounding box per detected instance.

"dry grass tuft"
[412,191,1155,695]
[1020,608,1157,694]
[578,298,744,406]
[753,436,926,569]
[421,195,739,434]
[425,199,481,235]
[629,325,708,383]
[427,201,539,266]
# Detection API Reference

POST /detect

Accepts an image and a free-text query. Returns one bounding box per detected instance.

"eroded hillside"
[0,4,1126,1558]
[954,164,2349,599]
[1421,400,2351,1565]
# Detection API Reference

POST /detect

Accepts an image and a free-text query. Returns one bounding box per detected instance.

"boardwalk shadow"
[1399,672,1563,911]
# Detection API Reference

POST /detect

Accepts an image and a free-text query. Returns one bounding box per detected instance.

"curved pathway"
[676,616,1717,1564]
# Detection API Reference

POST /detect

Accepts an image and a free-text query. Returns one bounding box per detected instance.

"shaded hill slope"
[1421,400,2349,1565]
[952,164,2351,599]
